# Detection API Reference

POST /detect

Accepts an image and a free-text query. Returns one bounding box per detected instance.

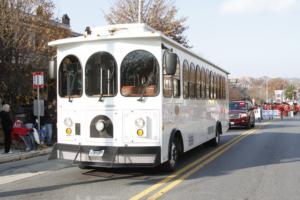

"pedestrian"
[41,101,55,146]
[51,100,57,142]
[0,104,13,153]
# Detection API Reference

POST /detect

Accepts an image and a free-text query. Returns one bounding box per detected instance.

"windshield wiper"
[67,71,76,103]
[98,94,104,102]
[137,74,154,102]
[98,67,115,102]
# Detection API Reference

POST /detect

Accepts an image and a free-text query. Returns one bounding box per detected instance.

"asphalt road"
[1,117,300,200]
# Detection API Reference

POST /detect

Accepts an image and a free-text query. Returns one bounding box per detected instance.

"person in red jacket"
[12,116,37,151]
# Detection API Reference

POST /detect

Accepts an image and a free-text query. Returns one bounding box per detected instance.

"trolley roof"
[48,23,229,75]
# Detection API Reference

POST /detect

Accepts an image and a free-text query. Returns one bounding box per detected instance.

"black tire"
[163,137,180,172]
[78,163,92,169]
[245,119,251,129]
[209,125,221,146]
[251,121,255,128]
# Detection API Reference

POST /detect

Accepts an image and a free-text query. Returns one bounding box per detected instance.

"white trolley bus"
[49,24,229,170]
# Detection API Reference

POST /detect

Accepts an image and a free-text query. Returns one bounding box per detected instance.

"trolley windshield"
[121,50,159,97]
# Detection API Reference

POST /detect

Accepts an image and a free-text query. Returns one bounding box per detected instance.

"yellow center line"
[129,122,270,200]
[147,129,257,200]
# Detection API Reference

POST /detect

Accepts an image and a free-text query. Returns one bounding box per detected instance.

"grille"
[230,114,240,119]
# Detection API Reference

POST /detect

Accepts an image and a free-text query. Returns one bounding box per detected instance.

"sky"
[52,0,300,78]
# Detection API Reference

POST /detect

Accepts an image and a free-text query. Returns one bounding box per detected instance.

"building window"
[85,52,117,97]
[121,50,159,97]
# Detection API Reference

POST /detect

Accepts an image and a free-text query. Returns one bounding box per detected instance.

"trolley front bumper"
[49,143,161,168]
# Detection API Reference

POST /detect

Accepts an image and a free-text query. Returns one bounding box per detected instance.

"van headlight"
[135,118,145,128]
[64,117,73,127]
[95,120,105,131]
[239,113,247,118]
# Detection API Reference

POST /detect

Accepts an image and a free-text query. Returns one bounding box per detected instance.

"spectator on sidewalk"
[51,100,57,143]
[41,101,55,146]
[12,116,37,151]
[0,104,13,154]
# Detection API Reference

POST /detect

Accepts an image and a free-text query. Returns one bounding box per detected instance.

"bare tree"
[104,0,190,47]
[0,0,72,108]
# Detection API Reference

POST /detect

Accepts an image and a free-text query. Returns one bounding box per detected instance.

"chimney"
[62,14,70,27]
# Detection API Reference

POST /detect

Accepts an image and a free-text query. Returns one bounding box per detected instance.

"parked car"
[229,101,255,129]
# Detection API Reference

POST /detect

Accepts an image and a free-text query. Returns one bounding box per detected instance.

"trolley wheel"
[78,163,92,169]
[163,137,180,172]
[245,119,251,129]
[251,121,255,128]
[209,125,221,146]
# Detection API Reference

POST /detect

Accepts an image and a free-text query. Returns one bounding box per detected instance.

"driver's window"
[58,55,82,98]
[121,50,159,97]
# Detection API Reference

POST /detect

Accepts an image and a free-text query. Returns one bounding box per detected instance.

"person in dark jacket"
[41,101,55,146]
[1,104,13,153]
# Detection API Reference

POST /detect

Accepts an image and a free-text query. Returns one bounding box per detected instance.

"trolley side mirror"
[49,59,57,79]
[165,52,177,76]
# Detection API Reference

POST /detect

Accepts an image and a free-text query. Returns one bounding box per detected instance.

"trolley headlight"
[66,128,72,135]
[135,118,145,128]
[95,120,105,131]
[64,117,73,127]
[137,129,144,136]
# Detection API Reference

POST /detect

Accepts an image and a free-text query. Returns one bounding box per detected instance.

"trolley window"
[121,50,159,97]
[163,51,180,98]
[183,60,189,99]
[213,72,217,99]
[85,52,117,97]
[206,69,210,98]
[59,55,82,98]
[201,67,206,98]
[189,63,196,99]
[196,65,201,99]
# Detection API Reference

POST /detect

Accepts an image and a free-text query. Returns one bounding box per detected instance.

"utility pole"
[138,0,143,23]
[266,80,268,103]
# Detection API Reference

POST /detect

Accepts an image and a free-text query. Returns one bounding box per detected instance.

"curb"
[0,148,52,164]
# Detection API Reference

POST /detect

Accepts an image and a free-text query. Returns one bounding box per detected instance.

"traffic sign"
[33,72,44,88]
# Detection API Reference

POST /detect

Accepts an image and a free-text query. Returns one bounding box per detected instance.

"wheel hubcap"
[216,135,219,143]
[170,143,178,167]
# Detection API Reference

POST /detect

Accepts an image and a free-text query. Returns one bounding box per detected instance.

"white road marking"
[0,171,46,185]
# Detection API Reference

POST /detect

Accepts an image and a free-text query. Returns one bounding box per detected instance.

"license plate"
[89,149,104,157]
[230,122,235,125]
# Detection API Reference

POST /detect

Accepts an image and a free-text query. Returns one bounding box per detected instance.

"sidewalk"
[0,146,52,164]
